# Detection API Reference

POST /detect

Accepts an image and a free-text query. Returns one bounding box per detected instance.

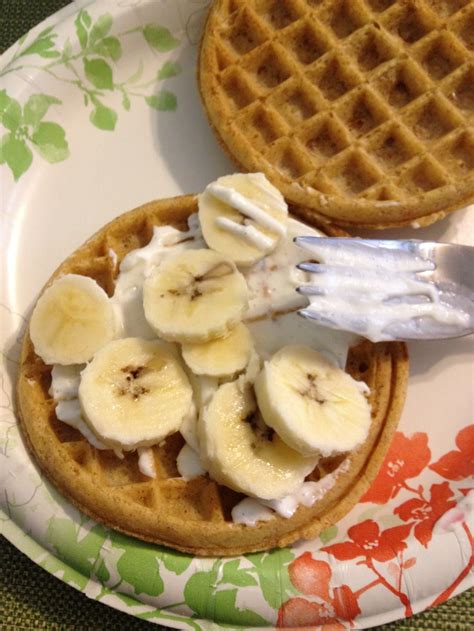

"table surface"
[1,1,472,629]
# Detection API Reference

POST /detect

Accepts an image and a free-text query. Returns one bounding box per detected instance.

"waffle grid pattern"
[201,0,474,226]
[24,210,348,523]
[17,198,408,555]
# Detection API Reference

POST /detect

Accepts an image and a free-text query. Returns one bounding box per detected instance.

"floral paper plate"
[1,1,473,628]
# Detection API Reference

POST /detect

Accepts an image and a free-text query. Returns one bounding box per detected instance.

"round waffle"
[199,0,474,229]
[17,196,408,556]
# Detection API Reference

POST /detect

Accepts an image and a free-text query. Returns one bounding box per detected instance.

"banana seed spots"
[244,411,275,446]
[303,373,326,404]
[117,364,150,400]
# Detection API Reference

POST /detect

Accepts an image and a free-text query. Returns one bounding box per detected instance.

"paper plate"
[1,1,472,628]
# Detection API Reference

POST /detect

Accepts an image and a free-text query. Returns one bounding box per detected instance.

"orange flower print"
[277,552,360,629]
[395,482,457,547]
[321,520,412,563]
[362,432,431,504]
[429,425,474,481]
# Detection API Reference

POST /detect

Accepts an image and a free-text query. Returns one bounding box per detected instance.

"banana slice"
[30,274,117,365]
[199,381,318,500]
[199,173,288,266]
[143,249,248,343]
[255,345,371,457]
[181,323,253,378]
[79,337,193,450]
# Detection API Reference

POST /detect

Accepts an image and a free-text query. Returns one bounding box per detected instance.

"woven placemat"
[1,1,472,629]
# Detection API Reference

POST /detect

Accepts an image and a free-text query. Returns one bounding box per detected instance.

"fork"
[295,238,474,342]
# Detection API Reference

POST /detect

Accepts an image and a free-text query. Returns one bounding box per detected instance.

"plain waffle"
[17,196,408,555]
[198,0,474,229]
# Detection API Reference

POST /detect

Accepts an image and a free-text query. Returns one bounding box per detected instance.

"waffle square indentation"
[349,26,397,72]
[309,56,361,101]
[400,157,448,192]
[248,44,293,89]
[416,33,465,80]
[221,68,259,109]
[366,0,396,12]
[225,8,268,54]
[374,61,430,109]
[320,0,370,39]
[286,20,330,65]
[429,0,469,18]
[272,140,312,178]
[447,67,474,114]
[384,3,437,44]
[339,88,389,137]
[254,0,303,30]
[244,103,288,144]
[301,115,351,159]
[449,131,474,174]
[323,151,382,195]
[369,123,420,168]
[409,97,460,140]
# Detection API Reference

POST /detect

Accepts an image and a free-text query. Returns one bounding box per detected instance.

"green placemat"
[1,2,472,630]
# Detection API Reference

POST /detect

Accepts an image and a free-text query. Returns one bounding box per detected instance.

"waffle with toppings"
[199,0,474,228]
[17,194,408,555]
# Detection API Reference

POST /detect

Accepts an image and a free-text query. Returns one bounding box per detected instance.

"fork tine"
[294,237,433,272]
[296,262,324,274]
[296,285,325,296]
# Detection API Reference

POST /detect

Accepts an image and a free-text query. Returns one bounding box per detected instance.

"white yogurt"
[233,459,351,524]
[231,498,275,525]
[50,208,360,520]
[176,443,206,480]
[49,364,83,400]
[299,239,471,342]
[138,447,157,478]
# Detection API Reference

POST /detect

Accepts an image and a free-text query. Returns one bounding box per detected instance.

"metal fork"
[295,238,474,342]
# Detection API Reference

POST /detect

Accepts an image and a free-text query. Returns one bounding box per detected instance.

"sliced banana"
[30,274,117,365]
[79,337,193,450]
[143,249,248,343]
[181,323,253,378]
[255,345,371,457]
[199,381,318,500]
[199,173,288,266]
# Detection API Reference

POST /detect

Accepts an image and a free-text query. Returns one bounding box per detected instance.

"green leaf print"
[90,101,117,131]
[95,558,111,585]
[0,133,33,180]
[23,94,61,128]
[110,532,164,597]
[89,14,113,46]
[158,548,192,576]
[93,36,122,61]
[146,91,177,112]
[45,518,108,579]
[246,549,297,610]
[75,11,89,50]
[81,10,92,29]
[158,61,182,80]
[31,122,69,162]
[222,559,258,587]
[84,58,114,90]
[19,31,60,59]
[1,10,182,177]
[319,525,338,544]
[143,24,180,52]
[185,571,268,626]
[41,553,89,591]
[0,91,22,132]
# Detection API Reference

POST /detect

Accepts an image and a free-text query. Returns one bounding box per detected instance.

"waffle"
[17,196,408,556]
[198,0,474,229]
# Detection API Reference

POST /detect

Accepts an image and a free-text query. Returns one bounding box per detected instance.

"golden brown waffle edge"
[16,196,408,556]
[198,0,474,229]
